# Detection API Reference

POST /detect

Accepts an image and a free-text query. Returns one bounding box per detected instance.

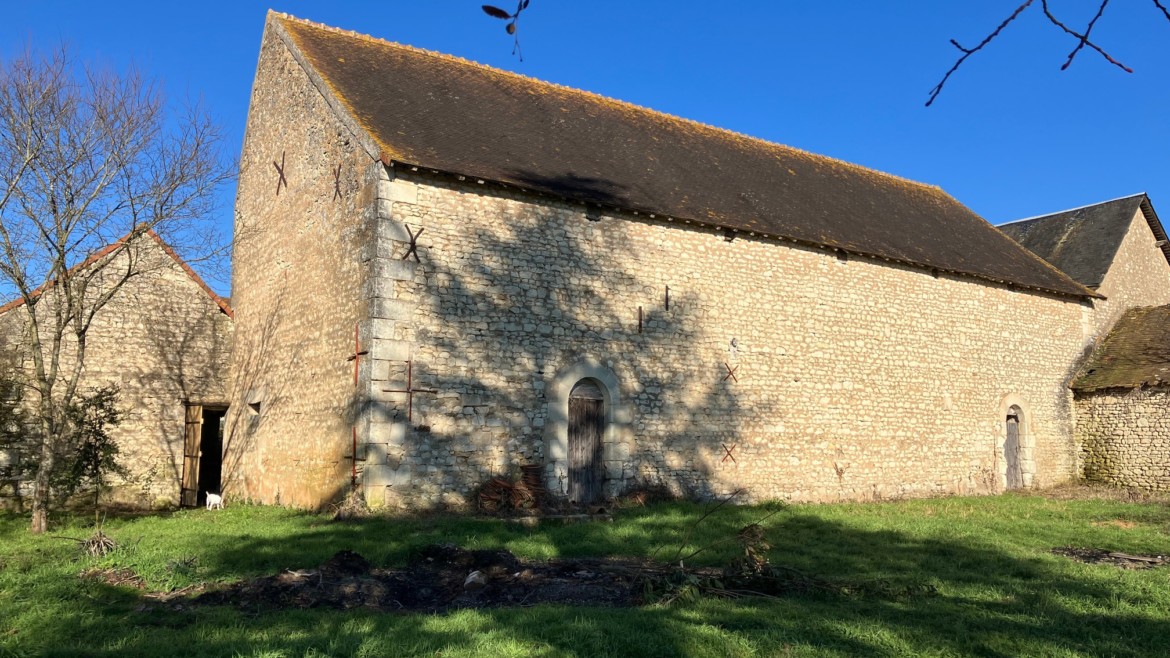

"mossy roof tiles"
[275,14,1094,299]
[1073,305,1170,392]
[999,194,1169,290]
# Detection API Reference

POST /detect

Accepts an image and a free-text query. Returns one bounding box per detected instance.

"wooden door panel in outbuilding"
[180,404,202,507]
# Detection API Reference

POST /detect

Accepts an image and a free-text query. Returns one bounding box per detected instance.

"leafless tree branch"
[926,1,1035,107]
[1040,0,1132,73]
[928,0,1169,107]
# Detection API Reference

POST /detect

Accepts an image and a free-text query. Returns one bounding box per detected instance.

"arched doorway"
[568,380,605,504]
[1004,405,1024,490]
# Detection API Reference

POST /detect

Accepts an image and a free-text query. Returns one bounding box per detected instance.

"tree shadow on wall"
[126,282,297,508]
[130,286,233,506]
[346,169,774,506]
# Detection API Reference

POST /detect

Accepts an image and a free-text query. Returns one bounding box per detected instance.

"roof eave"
[382,157,1101,302]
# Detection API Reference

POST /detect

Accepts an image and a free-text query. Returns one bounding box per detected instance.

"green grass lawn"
[2,490,1169,657]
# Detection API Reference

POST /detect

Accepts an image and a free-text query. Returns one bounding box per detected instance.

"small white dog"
[206,492,224,510]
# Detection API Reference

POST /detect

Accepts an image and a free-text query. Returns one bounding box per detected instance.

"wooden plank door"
[568,397,604,504]
[1005,414,1022,490]
[180,404,202,507]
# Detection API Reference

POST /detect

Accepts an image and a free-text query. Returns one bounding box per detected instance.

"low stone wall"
[1078,388,1170,491]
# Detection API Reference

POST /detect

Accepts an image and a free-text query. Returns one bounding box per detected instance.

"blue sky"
[5,2,1169,293]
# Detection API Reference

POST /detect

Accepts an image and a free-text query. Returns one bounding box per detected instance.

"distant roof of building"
[0,230,233,318]
[998,193,1170,290]
[271,13,1095,300]
[1072,305,1170,392]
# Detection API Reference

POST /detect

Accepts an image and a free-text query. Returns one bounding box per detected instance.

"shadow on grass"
[5,505,1169,657]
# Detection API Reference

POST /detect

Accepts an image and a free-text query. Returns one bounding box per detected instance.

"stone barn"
[221,12,1170,511]
[7,15,1170,513]
[0,232,233,509]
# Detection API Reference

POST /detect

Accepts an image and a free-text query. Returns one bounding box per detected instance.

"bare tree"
[928,0,1170,106]
[0,47,231,533]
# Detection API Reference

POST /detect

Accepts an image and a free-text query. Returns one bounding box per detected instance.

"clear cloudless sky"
[5,1,1170,294]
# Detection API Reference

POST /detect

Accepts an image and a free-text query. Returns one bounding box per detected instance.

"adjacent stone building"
[1072,305,1170,491]
[220,13,1170,510]
[999,194,1170,348]
[1000,194,1170,483]
[0,232,233,509]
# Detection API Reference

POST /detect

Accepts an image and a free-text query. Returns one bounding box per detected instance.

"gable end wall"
[1085,209,1170,342]
[225,22,380,508]
[0,240,232,508]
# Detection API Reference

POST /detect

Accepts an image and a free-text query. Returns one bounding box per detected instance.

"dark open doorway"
[181,404,227,507]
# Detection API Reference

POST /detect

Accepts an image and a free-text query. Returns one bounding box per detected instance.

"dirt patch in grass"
[190,545,651,612]
[1091,519,1139,529]
[1052,547,1168,569]
[81,567,147,590]
[174,543,936,613]
[1033,483,1170,504]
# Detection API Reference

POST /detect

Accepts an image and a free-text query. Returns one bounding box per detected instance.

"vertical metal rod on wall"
[350,323,360,488]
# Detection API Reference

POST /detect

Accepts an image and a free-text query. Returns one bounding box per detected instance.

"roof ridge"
[272,11,944,196]
[999,192,1147,227]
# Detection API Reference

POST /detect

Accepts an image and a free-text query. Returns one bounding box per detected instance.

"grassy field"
[2,489,1169,657]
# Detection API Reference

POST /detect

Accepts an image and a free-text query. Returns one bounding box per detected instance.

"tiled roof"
[1072,305,1170,392]
[274,13,1094,299]
[998,194,1169,290]
[0,230,233,318]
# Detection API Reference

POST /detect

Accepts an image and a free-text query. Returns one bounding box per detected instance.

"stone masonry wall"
[0,240,232,508]
[1078,388,1170,491]
[360,169,1093,508]
[1084,209,1170,344]
[225,20,380,508]
[1072,209,1170,477]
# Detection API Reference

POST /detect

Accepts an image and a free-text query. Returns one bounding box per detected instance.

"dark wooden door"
[180,405,202,507]
[1005,414,1022,490]
[568,397,604,504]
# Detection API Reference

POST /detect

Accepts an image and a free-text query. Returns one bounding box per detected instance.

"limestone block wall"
[361,169,1092,508]
[225,20,379,508]
[0,241,232,507]
[1077,388,1170,491]
[1085,210,1170,343]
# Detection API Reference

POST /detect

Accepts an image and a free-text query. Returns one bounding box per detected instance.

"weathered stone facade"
[1077,388,1170,491]
[1083,210,1170,342]
[0,237,233,508]
[354,172,1093,508]
[223,20,378,508]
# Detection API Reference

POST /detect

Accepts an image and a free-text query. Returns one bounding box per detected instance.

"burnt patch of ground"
[1052,547,1168,569]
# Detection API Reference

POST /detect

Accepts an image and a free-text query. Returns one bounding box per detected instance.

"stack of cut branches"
[477,474,543,514]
